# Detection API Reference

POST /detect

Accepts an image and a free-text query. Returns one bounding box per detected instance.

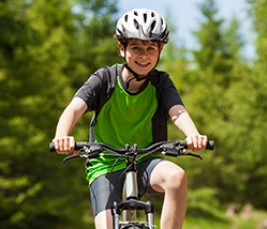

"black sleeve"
[150,70,184,117]
[161,75,184,112]
[74,73,103,112]
[74,65,118,113]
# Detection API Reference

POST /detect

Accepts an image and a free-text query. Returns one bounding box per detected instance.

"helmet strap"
[124,63,148,89]
[122,49,161,89]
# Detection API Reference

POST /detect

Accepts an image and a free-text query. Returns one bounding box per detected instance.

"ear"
[118,42,125,58]
[159,45,163,54]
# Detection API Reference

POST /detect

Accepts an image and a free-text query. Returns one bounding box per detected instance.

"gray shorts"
[89,157,166,217]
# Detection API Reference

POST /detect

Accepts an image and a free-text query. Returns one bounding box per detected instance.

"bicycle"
[50,140,214,229]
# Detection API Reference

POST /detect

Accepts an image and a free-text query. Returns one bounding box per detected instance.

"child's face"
[119,39,163,77]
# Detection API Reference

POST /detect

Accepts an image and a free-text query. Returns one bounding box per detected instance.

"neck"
[121,65,146,92]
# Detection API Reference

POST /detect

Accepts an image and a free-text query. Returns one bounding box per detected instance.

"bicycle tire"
[120,223,149,229]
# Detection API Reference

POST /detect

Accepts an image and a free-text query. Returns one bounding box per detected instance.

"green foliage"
[193,0,231,73]
[0,0,120,228]
[1,0,267,228]
[165,0,267,214]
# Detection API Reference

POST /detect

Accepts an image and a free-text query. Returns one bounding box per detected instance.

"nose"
[139,48,148,58]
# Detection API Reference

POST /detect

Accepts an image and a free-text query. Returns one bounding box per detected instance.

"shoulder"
[150,69,169,80]
[74,64,120,111]
[149,69,175,89]
[94,64,118,77]
[149,69,183,109]
[92,64,118,85]
[81,64,118,94]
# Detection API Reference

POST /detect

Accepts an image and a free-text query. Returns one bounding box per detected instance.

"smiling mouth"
[136,61,150,66]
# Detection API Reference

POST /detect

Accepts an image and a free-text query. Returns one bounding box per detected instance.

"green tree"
[0,0,120,228]
[240,0,267,209]
[181,0,267,211]
[169,0,252,208]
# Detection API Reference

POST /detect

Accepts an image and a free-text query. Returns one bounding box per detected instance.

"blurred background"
[0,0,266,228]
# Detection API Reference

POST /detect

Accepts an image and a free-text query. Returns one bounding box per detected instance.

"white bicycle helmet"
[116,8,169,43]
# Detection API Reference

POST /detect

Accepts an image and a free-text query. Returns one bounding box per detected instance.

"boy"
[53,8,208,229]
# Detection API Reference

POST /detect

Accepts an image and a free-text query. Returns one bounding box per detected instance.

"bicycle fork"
[112,155,155,228]
[122,171,138,221]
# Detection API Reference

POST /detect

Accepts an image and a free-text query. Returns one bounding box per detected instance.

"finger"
[193,135,199,149]
[69,136,75,152]
[59,138,64,152]
[195,135,208,151]
[56,139,64,154]
[64,137,69,152]
[72,150,79,155]
[202,136,208,149]
[198,135,203,149]
[188,134,198,152]
[182,148,187,153]
[53,138,59,153]
[186,135,193,150]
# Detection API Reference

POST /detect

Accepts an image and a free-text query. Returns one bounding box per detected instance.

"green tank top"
[86,74,157,185]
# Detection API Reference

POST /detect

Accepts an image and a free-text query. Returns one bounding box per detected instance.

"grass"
[183,202,259,229]
[135,199,266,229]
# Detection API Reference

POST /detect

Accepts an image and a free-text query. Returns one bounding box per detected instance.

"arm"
[169,104,207,152]
[53,97,88,154]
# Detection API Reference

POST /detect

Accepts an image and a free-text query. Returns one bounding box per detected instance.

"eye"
[131,45,140,50]
[148,46,156,51]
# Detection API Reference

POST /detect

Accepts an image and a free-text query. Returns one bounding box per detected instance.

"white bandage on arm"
[170,104,200,136]
[169,104,187,121]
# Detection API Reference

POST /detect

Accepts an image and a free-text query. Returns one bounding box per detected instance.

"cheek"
[125,51,134,61]
[119,49,125,58]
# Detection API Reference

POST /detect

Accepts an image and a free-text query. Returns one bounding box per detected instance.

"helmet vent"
[144,13,147,23]
[134,11,138,16]
[151,21,156,31]
[151,12,155,17]
[124,15,128,22]
[134,19,139,29]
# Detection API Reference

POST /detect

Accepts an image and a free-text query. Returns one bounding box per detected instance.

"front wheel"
[120,223,149,229]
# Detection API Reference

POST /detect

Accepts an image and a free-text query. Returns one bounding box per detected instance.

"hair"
[114,34,166,49]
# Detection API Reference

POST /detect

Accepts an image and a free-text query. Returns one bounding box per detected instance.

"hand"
[184,134,208,153]
[52,136,79,155]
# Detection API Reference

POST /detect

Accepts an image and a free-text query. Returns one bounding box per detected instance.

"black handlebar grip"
[49,142,56,152]
[75,142,88,150]
[179,141,188,148]
[206,141,214,150]
[49,141,88,152]
[179,140,214,150]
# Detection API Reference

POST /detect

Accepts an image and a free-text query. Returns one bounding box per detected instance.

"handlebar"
[50,140,214,163]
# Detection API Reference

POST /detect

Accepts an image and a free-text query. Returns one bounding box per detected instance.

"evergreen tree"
[240,0,267,208]
[0,0,120,228]
[178,0,251,206]
[180,0,267,211]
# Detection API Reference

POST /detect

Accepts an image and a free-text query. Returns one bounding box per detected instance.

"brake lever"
[175,142,203,159]
[161,142,202,160]
[63,154,88,163]
[177,152,202,160]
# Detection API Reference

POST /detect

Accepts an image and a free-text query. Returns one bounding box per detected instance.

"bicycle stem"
[122,153,139,222]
